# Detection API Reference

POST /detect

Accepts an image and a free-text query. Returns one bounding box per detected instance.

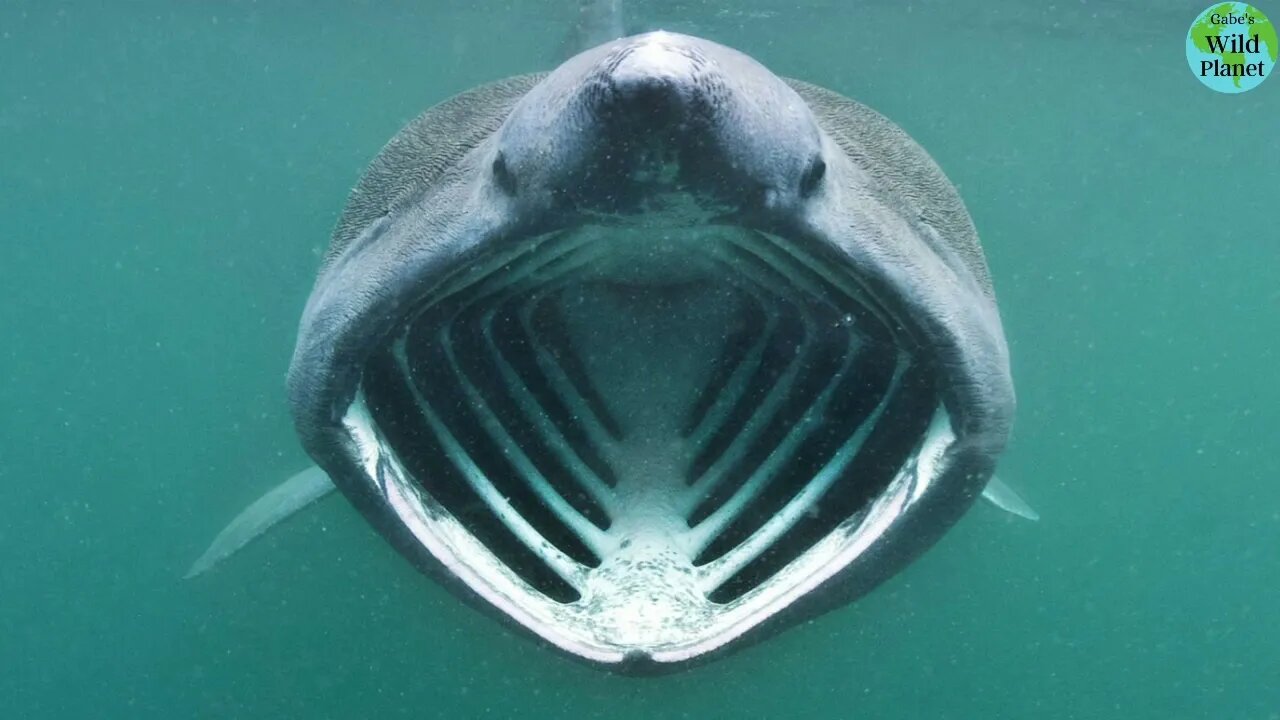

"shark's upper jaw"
[335,205,957,671]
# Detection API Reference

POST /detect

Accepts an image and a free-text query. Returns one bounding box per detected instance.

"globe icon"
[1186,3,1278,93]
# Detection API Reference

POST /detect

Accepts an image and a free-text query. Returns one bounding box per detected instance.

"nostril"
[492,152,517,194]
[799,156,826,198]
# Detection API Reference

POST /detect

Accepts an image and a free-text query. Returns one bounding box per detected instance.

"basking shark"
[189,30,1035,673]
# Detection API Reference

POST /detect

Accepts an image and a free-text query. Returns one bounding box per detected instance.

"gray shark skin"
[284,32,1014,674]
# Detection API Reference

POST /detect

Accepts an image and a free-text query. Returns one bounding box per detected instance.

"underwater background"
[2,1,1277,717]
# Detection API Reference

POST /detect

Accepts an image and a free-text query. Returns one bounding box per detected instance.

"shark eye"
[492,152,517,194]
[799,156,826,198]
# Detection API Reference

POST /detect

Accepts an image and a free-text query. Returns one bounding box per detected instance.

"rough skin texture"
[784,79,993,299]
[325,73,547,269]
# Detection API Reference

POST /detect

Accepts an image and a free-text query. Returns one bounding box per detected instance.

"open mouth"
[340,206,955,667]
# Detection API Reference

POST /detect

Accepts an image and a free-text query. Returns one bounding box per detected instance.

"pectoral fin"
[981,475,1040,522]
[184,465,337,579]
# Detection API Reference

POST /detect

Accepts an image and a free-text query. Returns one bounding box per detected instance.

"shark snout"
[602,33,709,119]
[494,32,824,218]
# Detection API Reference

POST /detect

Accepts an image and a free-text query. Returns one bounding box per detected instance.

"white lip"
[337,217,957,668]
[344,391,955,665]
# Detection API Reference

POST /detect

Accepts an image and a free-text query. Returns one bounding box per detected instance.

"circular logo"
[1187,3,1277,93]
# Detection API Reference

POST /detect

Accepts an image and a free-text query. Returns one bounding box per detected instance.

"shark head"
[285,32,1014,673]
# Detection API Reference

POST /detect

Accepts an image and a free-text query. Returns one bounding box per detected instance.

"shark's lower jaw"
[340,217,955,671]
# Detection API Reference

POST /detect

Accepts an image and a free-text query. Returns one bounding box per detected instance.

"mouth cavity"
[346,213,949,665]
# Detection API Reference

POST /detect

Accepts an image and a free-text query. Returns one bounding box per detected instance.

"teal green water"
[3,2,1278,717]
